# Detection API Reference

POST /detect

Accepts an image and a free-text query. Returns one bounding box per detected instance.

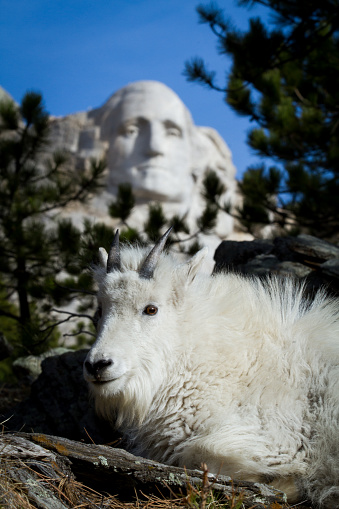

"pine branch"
[54,283,96,296]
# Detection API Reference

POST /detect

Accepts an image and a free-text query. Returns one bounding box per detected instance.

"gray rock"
[275,261,312,278]
[214,234,339,297]
[213,239,273,272]
[283,234,339,261]
[3,349,116,444]
[244,254,281,275]
[12,347,70,382]
[321,258,339,278]
[243,256,313,278]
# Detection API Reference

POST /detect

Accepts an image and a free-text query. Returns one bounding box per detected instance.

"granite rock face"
[0,86,15,103]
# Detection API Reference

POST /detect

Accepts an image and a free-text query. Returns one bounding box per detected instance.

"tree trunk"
[17,256,30,326]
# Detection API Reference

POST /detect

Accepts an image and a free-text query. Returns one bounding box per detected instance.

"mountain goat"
[84,228,339,507]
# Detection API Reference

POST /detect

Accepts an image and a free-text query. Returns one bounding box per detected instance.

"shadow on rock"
[2,349,118,445]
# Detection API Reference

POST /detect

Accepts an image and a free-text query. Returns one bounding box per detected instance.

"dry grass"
[0,457,297,509]
[0,457,122,508]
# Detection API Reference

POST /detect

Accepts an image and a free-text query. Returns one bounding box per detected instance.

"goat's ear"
[174,247,208,286]
[98,247,108,269]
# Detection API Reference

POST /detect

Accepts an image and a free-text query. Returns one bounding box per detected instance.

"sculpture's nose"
[84,359,113,380]
[146,124,164,157]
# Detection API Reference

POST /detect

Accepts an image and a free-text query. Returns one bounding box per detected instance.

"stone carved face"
[100,82,194,203]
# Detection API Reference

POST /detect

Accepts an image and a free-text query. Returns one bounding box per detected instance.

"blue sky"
[0,0,271,178]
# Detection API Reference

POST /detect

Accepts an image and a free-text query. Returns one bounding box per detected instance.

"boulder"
[214,233,339,297]
[3,349,116,445]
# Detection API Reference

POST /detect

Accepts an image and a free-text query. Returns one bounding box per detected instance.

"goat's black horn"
[139,227,172,280]
[107,230,121,273]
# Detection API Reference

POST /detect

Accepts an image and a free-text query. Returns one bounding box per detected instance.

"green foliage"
[108,182,135,223]
[185,0,339,239]
[107,168,228,253]
[143,203,168,241]
[0,98,20,130]
[186,239,204,255]
[201,170,226,202]
[0,282,22,382]
[78,219,118,268]
[171,215,190,235]
[0,91,105,355]
[197,203,219,232]
[119,227,142,244]
[240,166,281,202]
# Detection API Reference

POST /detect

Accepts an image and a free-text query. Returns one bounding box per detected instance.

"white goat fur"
[84,245,339,507]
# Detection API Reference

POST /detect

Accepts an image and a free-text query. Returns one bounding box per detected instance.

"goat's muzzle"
[84,359,113,382]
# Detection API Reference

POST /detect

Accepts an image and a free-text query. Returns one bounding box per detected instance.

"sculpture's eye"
[123,124,139,137]
[143,305,158,316]
[167,127,181,137]
[164,121,182,138]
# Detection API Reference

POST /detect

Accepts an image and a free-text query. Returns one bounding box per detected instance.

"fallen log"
[0,432,289,508]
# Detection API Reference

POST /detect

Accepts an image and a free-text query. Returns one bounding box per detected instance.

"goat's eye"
[143,305,158,316]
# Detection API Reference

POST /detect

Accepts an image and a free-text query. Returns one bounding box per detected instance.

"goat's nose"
[85,359,113,379]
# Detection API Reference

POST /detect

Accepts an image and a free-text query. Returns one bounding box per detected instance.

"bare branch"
[52,308,95,322]
[0,308,20,321]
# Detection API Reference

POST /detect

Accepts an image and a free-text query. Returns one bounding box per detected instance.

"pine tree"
[185,0,339,240]
[0,91,106,354]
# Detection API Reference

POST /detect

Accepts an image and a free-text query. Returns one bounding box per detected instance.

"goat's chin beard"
[89,370,156,427]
